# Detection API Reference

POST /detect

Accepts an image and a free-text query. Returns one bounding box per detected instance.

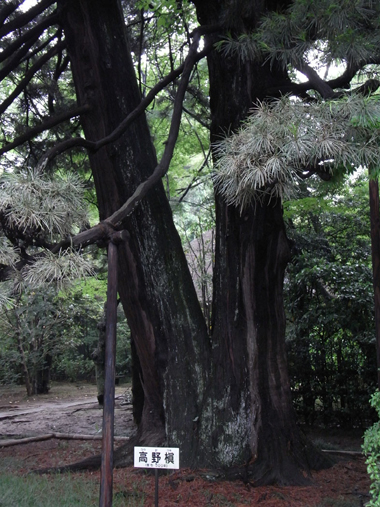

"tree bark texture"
[58,0,210,466]
[92,303,106,406]
[56,0,330,482]
[193,0,328,484]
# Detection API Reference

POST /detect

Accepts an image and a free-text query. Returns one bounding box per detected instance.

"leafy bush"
[363,391,380,506]
[285,174,377,427]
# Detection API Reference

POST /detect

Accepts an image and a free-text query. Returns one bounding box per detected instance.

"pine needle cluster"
[213,95,380,209]
[0,168,88,240]
[217,0,380,71]
[0,169,94,303]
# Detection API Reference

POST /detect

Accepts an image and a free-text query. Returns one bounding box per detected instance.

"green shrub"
[363,390,380,506]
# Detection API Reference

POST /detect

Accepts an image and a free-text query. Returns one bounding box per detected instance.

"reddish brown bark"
[192,0,328,483]
[59,0,209,466]
[56,0,328,483]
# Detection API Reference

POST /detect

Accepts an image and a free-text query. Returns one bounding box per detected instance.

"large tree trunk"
[59,0,210,466]
[193,0,329,484]
[58,0,329,482]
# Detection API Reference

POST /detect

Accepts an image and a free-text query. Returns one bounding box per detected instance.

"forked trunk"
[59,0,210,465]
[58,0,329,482]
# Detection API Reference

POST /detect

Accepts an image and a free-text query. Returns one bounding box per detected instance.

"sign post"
[134,446,179,506]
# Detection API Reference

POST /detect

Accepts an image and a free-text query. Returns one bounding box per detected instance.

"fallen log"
[0,432,129,447]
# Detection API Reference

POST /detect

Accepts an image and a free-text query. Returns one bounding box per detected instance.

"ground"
[0,382,372,506]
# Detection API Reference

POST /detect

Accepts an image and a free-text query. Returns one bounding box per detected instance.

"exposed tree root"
[33,453,103,475]
[28,429,342,486]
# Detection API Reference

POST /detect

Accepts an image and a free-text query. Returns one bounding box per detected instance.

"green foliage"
[136,0,193,33]
[217,0,380,71]
[126,2,210,200]
[285,173,377,426]
[363,391,380,506]
[214,95,380,209]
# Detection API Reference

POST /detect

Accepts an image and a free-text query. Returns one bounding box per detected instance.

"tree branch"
[351,78,380,96]
[37,43,212,168]
[50,36,212,250]
[0,40,66,117]
[104,32,206,227]
[0,104,90,156]
[0,1,23,27]
[0,31,42,81]
[0,0,55,38]
[295,61,336,99]
[269,60,380,99]
[0,11,59,64]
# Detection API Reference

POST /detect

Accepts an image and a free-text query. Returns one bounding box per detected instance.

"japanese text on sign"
[134,447,179,469]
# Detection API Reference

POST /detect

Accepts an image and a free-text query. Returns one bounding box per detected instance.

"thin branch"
[38,42,212,168]
[0,31,42,81]
[0,40,66,117]
[48,36,212,251]
[0,1,23,27]
[0,0,55,38]
[0,11,59,64]
[0,104,91,156]
[105,32,207,227]
[178,149,211,203]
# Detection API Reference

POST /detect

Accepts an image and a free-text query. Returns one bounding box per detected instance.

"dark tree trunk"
[92,303,106,406]
[57,0,329,482]
[193,0,329,484]
[35,353,52,394]
[369,175,380,390]
[58,0,210,466]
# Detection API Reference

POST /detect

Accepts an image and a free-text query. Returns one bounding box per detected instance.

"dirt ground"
[0,382,372,506]
[0,381,133,438]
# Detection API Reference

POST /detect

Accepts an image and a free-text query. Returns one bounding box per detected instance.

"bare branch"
[0,0,55,38]
[269,60,380,99]
[38,43,212,167]
[48,36,213,251]
[0,11,59,64]
[0,31,41,80]
[295,61,336,99]
[0,1,23,27]
[105,33,208,227]
[0,104,90,156]
[0,39,65,119]
[351,78,380,96]
[178,149,211,203]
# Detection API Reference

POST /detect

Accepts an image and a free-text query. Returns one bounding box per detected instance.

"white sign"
[134,446,179,469]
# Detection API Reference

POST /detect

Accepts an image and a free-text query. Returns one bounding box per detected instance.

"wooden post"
[99,239,118,507]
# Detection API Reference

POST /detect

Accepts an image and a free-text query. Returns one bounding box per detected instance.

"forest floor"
[0,381,372,506]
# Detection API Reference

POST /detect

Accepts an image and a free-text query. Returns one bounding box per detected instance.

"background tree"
[0,166,96,394]
[285,175,377,427]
